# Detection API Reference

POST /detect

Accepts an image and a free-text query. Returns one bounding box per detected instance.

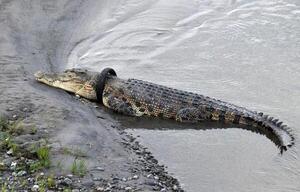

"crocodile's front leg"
[102,94,137,116]
[102,82,146,117]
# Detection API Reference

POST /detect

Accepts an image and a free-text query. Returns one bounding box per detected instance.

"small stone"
[72,189,80,192]
[6,149,13,155]
[76,95,80,98]
[10,161,17,170]
[160,189,167,192]
[48,142,60,149]
[125,187,132,191]
[25,159,34,165]
[147,174,152,178]
[66,174,73,178]
[122,177,127,182]
[92,177,102,181]
[0,162,5,170]
[40,172,44,176]
[28,177,34,183]
[96,186,105,191]
[83,181,94,187]
[17,170,27,176]
[154,176,159,180]
[62,178,72,186]
[95,167,105,171]
[31,185,39,192]
[173,185,178,190]
[132,175,139,180]
[7,108,14,111]
[144,181,157,187]
[8,120,14,124]
[12,115,17,119]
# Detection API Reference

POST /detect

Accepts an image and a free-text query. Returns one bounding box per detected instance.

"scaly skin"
[35,68,294,152]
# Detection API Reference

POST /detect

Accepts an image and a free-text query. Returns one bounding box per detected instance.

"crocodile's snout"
[34,71,55,84]
[34,71,44,80]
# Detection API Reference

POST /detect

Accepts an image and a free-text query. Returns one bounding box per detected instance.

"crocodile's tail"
[241,112,295,153]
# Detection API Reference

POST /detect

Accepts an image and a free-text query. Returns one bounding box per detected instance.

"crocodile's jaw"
[34,69,97,100]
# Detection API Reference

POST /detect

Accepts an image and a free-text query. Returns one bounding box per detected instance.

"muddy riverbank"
[0,1,182,191]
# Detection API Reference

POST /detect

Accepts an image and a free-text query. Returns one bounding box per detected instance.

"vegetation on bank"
[0,115,91,191]
[71,159,87,177]
[0,116,50,171]
[0,116,67,191]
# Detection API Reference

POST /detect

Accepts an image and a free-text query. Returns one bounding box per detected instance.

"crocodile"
[34,68,294,152]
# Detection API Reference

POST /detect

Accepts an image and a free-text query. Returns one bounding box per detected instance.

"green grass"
[62,147,87,158]
[37,178,46,192]
[29,126,37,135]
[71,159,87,177]
[0,135,19,155]
[0,116,38,158]
[71,159,77,175]
[0,116,55,191]
[47,174,56,189]
[8,120,24,136]
[20,179,28,188]
[56,161,63,171]
[0,116,9,131]
[29,161,43,172]
[37,146,50,167]
[29,146,51,172]
[0,117,23,156]
[78,160,87,177]
[0,116,24,136]
[1,182,7,192]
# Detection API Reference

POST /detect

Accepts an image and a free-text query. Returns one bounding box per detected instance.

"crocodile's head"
[34,69,98,100]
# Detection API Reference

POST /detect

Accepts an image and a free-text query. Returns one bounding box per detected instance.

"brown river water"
[2,0,300,191]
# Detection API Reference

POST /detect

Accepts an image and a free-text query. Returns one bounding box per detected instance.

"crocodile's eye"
[78,70,87,74]
[84,84,93,90]
[61,77,71,82]
[61,73,80,82]
[73,78,84,83]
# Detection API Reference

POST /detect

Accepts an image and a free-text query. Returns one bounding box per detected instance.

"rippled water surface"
[64,0,300,191]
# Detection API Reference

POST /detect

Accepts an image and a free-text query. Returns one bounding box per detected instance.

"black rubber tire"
[95,68,117,104]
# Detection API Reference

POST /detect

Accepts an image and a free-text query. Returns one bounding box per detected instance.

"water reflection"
[112,113,285,153]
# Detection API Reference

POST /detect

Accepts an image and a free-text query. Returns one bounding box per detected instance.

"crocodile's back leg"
[175,106,214,123]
